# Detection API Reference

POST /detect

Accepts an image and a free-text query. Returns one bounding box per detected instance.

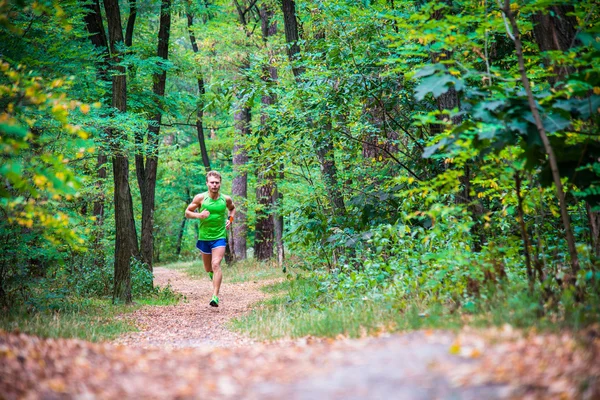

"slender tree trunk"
[83,0,108,50]
[502,0,579,280]
[515,172,534,292]
[430,3,485,251]
[176,216,186,257]
[531,5,578,85]
[186,11,211,171]
[315,122,346,216]
[280,0,346,216]
[103,0,139,303]
[134,0,170,272]
[281,0,303,78]
[587,203,600,258]
[273,163,285,267]
[254,4,277,260]
[232,102,250,260]
[83,0,110,268]
[125,0,137,46]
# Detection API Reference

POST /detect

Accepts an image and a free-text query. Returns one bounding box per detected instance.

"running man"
[185,171,235,307]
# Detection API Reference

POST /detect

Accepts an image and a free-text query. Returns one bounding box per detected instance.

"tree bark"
[531,5,578,85]
[273,163,285,267]
[83,0,108,50]
[125,0,137,47]
[280,1,346,216]
[587,203,600,258]
[103,0,139,303]
[134,0,170,272]
[83,0,110,268]
[176,217,186,257]
[430,3,484,251]
[232,103,250,260]
[502,0,579,280]
[254,4,277,261]
[186,11,211,171]
[281,0,303,78]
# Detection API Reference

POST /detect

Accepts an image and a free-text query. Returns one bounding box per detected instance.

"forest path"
[1,267,595,399]
[112,267,268,349]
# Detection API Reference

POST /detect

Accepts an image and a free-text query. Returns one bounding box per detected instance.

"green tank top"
[198,193,227,240]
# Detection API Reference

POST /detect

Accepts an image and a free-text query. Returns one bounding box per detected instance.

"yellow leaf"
[80,104,90,114]
[594,87,600,95]
[449,341,461,355]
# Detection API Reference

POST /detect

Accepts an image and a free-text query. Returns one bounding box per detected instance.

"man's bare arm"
[225,196,235,229]
[185,194,208,219]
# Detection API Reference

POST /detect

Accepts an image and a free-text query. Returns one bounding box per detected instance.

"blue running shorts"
[196,238,227,254]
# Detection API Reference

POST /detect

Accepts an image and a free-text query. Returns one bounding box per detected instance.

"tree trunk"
[315,123,347,216]
[83,0,110,268]
[281,0,303,78]
[176,216,186,257]
[125,0,137,47]
[186,11,211,171]
[254,4,277,261]
[273,163,285,267]
[103,0,139,303]
[502,0,579,280]
[531,5,578,85]
[83,0,108,50]
[232,102,250,260]
[134,0,170,272]
[280,1,346,216]
[587,203,600,258]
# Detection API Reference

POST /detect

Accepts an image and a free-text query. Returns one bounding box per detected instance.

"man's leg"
[202,253,212,272]
[210,246,225,298]
[202,252,214,281]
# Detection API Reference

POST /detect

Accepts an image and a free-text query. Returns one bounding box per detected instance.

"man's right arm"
[185,194,204,219]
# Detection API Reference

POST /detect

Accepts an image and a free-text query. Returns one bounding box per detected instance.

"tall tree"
[280,0,346,217]
[186,4,211,171]
[232,99,250,260]
[135,0,171,271]
[531,4,578,85]
[254,3,277,261]
[103,0,139,303]
[82,0,109,266]
[230,0,260,260]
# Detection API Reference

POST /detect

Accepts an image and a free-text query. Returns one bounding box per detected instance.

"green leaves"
[414,74,463,101]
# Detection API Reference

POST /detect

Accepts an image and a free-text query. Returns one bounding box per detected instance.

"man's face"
[206,177,221,193]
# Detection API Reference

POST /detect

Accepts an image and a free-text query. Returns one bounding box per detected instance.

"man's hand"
[198,210,210,219]
[226,219,232,230]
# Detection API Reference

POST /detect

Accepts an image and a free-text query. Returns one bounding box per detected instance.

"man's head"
[206,170,222,194]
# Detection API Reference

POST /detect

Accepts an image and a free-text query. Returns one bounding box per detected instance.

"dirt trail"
[112,267,270,349]
[2,267,597,399]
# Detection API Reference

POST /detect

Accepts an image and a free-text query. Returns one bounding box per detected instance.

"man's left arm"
[225,196,236,229]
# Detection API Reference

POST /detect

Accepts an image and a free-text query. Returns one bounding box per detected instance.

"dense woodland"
[1,0,599,325]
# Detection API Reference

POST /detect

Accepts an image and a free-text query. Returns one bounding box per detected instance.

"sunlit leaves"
[0,60,93,249]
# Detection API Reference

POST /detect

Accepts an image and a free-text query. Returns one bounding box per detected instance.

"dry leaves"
[440,325,600,399]
[2,268,598,399]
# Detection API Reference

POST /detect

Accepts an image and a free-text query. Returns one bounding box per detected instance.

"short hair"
[206,170,222,182]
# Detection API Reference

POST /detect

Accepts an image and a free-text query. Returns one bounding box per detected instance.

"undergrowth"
[231,270,600,341]
[0,260,181,342]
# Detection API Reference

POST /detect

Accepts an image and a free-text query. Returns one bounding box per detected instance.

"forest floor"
[1,267,599,399]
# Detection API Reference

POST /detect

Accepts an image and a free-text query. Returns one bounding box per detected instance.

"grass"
[1,284,182,342]
[161,258,289,283]
[0,298,138,342]
[229,276,463,340]
[230,274,600,340]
